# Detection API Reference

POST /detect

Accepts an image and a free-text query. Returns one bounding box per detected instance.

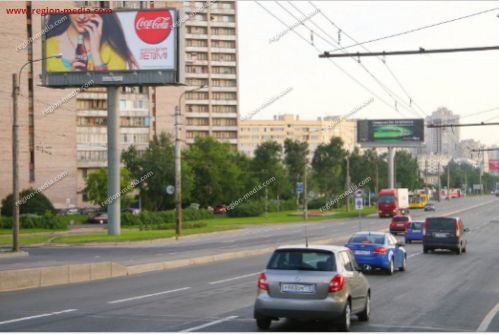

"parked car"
[405,221,424,244]
[213,204,227,215]
[254,245,370,331]
[65,207,80,215]
[424,203,436,212]
[345,232,407,275]
[87,213,108,224]
[423,216,469,254]
[389,215,412,235]
[122,208,141,215]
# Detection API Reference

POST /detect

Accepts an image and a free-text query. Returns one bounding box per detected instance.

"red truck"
[377,188,409,218]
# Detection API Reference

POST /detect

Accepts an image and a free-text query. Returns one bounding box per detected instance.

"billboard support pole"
[107,86,121,236]
[388,147,395,188]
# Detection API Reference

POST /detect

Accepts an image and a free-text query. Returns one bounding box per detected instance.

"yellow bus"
[409,193,429,209]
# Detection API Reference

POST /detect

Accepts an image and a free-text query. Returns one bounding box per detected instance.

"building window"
[211,40,235,49]
[187,78,209,86]
[186,39,208,47]
[212,79,236,87]
[187,118,209,126]
[213,131,237,139]
[212,118,237,126]
[186,91,209,100]
[186,65,208,73]
[212,105,236,113]
[187,104,209,113]
[211,53,236,62]
[212,92,237,100]
[211,66,236,74]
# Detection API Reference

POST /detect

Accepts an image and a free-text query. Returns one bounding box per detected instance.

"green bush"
[226,201,264,217]
[1,188,55,217]
[280,198,298,211]
[307,196,328,210]
[122,208,213,229]
[0,211,67,230]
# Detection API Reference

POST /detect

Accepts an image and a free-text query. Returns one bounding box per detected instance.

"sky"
[237,1,499,146]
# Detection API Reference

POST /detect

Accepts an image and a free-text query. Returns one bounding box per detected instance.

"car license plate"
[413,230,421,233]
[397,223,404,227]
[355,250,371,255]
[281,283,315,294]
[435,233,447,238]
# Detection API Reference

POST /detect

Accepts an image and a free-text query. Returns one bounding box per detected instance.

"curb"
[0,251,29,258]
[0,198,495,293]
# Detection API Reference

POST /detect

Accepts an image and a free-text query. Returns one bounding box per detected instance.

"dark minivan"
[422,217,469,254]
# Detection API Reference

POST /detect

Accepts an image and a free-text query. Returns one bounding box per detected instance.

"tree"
[1,188,55,216]
[395,150,423,189]
[184,136,245,207]
[122,133,194,211]
[251,141,291,199]
[85,167,133,209]
[284,139,309,189]
[311,137,347,197]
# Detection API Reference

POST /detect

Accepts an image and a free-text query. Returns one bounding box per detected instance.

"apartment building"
[425,107,460,158]
[239,114,357,160]
[182,0,239,150]
[0,1,78,209]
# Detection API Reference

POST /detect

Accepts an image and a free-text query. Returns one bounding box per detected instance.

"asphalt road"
[0,196,494,270]
[0,196,498,332]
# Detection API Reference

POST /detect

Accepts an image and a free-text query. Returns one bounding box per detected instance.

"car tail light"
[374,247,387,254]
[423,220,427,236]
[328,274,345,292]
[258,272,268,291]
[456,220,460,237]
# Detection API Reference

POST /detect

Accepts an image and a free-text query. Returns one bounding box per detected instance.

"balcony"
[211,86,237,92]
[185,99,210,105]
[210,34,236,41]
[78,92,107,99]
[212,126,238,131]
[210,60,237,67]
[186,33,208,40]
[211,112,238,118]
[185,72,209,79]
[210,73,237,80]
[185,46,209,52]
[210,100,237,105]
[209,47,236,53]
[210,8,236,15]
[186,125,210,131]
[210,21,236,28]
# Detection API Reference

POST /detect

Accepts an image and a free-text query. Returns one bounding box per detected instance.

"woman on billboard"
[45,13,137,72]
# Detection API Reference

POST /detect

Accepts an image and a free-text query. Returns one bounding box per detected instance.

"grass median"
[0,207,377,246]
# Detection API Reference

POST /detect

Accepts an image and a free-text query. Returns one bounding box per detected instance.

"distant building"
[425,107,460,158]
[417,153,451,186]
[239,114,356,160]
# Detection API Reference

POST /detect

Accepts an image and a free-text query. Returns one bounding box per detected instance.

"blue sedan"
[345,232,407,275]
[405,221,424,244]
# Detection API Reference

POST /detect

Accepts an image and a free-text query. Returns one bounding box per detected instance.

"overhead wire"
[274,1,413,118]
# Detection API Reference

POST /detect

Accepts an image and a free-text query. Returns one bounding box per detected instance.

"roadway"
[0,196,498,332]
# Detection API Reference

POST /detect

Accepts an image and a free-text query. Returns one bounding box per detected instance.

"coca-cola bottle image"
[74,34,88,71]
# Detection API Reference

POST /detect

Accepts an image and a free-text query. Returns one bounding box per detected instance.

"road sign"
[355,189,363,197]
[296,182,303,193]
[355,197,364,210]
[166,185,175,195]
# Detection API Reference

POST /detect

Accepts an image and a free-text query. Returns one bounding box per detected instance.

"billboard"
[357,119,424,146]
[489,159,499,171]
[41,9,180,87]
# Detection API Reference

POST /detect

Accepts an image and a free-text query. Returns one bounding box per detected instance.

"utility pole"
[437,161,441,202]
[388,147,395,188]
[11,73,19,252]
[107,87,120,235]
[175,105,182,239]
[345,156,351,212]
[447,161,450,201]
[303,164,308,221]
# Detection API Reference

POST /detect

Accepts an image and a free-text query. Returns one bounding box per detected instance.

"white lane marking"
[478,301,499,332]
[180,315,238,332]
[368,323,472,332]
[209,272,260,285]
[0,309,78,326]
[107,287,191,304]
[408,252,422,258]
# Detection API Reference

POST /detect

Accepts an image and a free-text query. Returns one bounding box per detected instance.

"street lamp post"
[11,54,61,252]
[175,84,206,239]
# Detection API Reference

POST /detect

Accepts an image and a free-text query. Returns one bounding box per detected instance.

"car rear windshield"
[267,249,336,272]
[348,234,385,244]
[411,222,423,229]
[393,216,408,222]
[426,217,457,232]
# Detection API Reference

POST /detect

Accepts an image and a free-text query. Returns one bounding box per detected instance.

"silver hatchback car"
[254,245,370,331]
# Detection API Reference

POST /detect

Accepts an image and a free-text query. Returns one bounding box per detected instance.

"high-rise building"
[425,107,460,158]
[0,0,240,208]
[239,114,357,160]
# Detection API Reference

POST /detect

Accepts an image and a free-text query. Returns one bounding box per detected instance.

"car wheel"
[358,293,370,321]
[387,257,394,275]
[406,239,411,244]
[463,247,467,253]
[337,301,351,331]
[399,255,407,271]
[423,246,429,254]
[256,317,271,330]
[456,247,462,255]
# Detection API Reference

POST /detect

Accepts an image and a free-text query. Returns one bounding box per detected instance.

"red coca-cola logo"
[134,10,172,44]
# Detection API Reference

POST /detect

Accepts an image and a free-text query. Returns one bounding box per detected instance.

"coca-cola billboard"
[489,159,499,171]
[41,9,179,87]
